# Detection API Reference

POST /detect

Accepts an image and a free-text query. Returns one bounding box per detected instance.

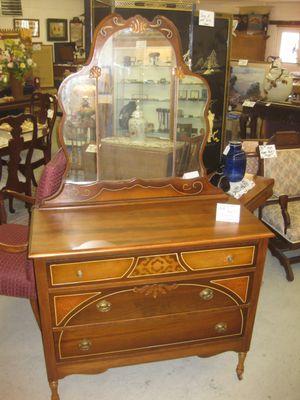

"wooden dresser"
[29,14,273,399]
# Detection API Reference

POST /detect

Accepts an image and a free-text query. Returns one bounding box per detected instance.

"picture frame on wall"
[47,19,68,42]
[13,19,40,37]
[69,17,83,48]
[229,60,270,108]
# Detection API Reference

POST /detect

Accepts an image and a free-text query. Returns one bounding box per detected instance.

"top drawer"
[49,246,255,286]
[181,246,255,271]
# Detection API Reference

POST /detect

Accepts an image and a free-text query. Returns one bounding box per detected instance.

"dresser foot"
[236,352,247,380]
[49,381,60,400]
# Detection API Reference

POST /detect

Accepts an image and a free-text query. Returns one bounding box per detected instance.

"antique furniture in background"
[0,148,67,327]
[240,101,300,139]
[0,114,38,212]
[29,14,273,400]
[260,131,300,281]
[231,33,268,62]
[29,92,58,185]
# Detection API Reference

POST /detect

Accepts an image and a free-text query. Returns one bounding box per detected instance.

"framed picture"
[229,60,270,108]
[69,17,83,47]
[13,19,40,37]
[47,19,68,42]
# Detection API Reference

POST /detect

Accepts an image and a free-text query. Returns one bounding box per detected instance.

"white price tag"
[216,203,240,223]
[47,109,54,119]
[199,10,215,27]
[238,59,248,66]
[242,100,256,108]
[85,144,97,153]
[182,170,200,179]
[136,40,146,48]
[223,145,230,155]
[259,144,277,159]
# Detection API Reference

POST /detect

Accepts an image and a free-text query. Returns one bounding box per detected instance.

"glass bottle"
[224,141,246,182]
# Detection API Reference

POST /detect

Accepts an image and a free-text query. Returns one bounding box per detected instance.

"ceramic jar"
[224,141,246,182]
[128,105,146,140]
[264,59,293,102]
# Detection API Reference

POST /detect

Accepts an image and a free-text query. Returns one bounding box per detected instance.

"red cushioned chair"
[0,148,67,326]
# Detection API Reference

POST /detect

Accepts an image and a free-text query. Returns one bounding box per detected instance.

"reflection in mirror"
[176,75,208,177]
[59,16,209,184]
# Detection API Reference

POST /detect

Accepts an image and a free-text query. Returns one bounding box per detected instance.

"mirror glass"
[60,21,208,183]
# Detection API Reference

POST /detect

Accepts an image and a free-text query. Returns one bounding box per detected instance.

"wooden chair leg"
[269,240,294,281]
[8,196,15,213]
[30,298,40,329]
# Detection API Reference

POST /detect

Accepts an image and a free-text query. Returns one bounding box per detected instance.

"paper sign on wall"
[216,203,241,223]
[199,10,215,27]
[259,144,277,159]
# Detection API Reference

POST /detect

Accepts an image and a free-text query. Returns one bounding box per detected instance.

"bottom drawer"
[55,308,245,360]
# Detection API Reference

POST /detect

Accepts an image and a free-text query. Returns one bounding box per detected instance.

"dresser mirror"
[59,14,210,186]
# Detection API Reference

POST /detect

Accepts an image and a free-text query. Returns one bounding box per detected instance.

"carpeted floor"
[1,122,299,399]
[0,247,299,400]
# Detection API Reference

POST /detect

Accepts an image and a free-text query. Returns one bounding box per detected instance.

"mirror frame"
[48,13,219,206]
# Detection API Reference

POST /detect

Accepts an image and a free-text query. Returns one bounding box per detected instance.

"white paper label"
[47,109,54,119]
[199,10,215,27]
[238,59,248,66]
[259,144,277,159]
[242,100,256,108]
[136,40,146,48]
[223,145,230,155]
[85,144,97,153]
[216,203,241,223]
[182,170,200,179]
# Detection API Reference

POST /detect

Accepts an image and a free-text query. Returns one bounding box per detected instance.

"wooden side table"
[237,175,274,212]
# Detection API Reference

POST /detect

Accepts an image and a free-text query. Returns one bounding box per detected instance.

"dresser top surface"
[29,199,272,259]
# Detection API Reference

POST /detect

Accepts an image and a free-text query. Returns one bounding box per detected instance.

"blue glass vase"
[224,141,246,182]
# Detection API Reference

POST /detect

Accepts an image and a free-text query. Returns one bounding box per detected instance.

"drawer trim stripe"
[57,308,244,360]
[211,276,250,303]
[53,292,101,326]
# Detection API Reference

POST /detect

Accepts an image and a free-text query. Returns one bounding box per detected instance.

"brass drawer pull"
[199,288,214,301]
[214,322,227,333]
[76,269,83,278]
[226,255,234,263]
[96,299,112,313]
[78,339,92,351]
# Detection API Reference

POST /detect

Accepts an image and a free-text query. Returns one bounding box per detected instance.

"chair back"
[35,148,67,205]
[261,131,300,198]
[30,92,58,130]
[176,134,203,175]
[0,113,38,196]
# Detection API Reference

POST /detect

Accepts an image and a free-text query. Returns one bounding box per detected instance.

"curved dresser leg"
[49,381,60,400]
[236,352,247,380]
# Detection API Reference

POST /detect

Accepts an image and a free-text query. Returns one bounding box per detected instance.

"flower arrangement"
[0,39,35,89]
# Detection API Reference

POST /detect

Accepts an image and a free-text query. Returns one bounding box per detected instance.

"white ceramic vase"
[264,59,293,102]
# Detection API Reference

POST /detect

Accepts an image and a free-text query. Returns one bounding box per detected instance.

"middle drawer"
[51,277,251,327]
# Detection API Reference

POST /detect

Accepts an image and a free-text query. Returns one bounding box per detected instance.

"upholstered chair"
[0,148,67,324]
[260,132,300,281]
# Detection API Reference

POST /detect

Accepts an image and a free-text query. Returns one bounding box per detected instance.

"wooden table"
[0,122,45,156]
[239,101,300,139]
[0,95,32,117]
[232,175,274,212]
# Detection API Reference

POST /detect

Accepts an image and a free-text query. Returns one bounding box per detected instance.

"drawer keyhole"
[96,299,112,313]
[199,288,214,301]
[214,322,227,333]
[78,339,92,351]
